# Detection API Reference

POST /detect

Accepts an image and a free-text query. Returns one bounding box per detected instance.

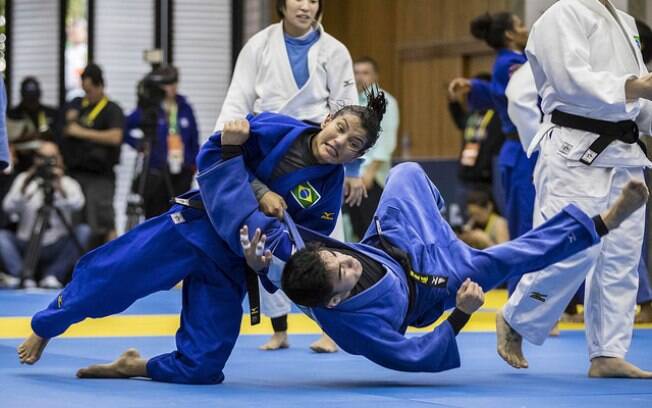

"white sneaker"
[23,279,37,289]
[0,273,20,289]
[39,276,62,289]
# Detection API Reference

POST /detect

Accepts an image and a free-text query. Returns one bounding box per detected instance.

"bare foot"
[310,333,338,353]
[589,357,652,378]
[76,349,148,379]
[17,333,50,365]
[549,321,560,337]
[258,332,289,351]
[496,309,528,369]
[601,180,649,231]
[635,302,652,324]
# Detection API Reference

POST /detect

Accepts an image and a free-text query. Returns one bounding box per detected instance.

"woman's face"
[467,203,491,224]
[507,15,529,50]
[312,112,368,165]
[283,0,320,37]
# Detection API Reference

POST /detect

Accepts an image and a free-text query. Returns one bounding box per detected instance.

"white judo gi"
[503,0,652,359]
[506,61,540,153]
[216,22,358,318]
[214,22,357,131]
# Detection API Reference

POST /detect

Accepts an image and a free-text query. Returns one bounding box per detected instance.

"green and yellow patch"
[291,182,321,208]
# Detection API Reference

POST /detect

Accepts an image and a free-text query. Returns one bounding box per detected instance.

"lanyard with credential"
[167,103,178,134]
[37,110,49,132]
[80,96,109,127]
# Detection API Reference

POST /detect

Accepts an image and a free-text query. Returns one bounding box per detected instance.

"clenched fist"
[455,278,485,315]
[221,119,250,145]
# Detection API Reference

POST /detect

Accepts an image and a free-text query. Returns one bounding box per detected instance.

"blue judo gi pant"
[498,139,538,294]
[368,163,600,327]
[30,206,246,384]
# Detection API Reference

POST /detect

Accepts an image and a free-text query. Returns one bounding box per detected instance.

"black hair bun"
[470,13,492,41]
[365,84,387,124]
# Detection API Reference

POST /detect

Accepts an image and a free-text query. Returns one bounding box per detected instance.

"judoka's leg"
[259,283,291,350]
[18,214,195,365]
[78,264,246,384]
[584,168,651,378]
[454,203,601,296]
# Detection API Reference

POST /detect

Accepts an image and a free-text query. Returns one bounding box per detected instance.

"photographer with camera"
[0,142,90,289]
[124,65,199,219]
[61,64,124,246]
[6,77,59,173]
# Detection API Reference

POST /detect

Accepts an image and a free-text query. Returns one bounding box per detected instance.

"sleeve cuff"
[447,308,471,335]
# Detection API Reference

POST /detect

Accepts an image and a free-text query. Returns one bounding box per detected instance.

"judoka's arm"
[468,79,494,111]
[197,154,293,261]
[316,280,482,373]
[319,311,462,373]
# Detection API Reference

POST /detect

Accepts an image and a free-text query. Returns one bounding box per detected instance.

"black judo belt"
[171,196,261,325]
[551,109,646,165]
[373,217,448,317]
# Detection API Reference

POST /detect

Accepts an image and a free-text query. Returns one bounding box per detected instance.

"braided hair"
[333,85,387,152]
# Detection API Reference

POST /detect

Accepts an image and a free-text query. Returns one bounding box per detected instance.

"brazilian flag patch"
[291,182,321,208]
[634,35,641,49]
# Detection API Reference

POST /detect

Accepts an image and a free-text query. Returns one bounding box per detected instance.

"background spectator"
[123,65,199,219]
[6,77,59,173]
[345,56,399,241]
[0,142,90,289]
[61,63,124,247]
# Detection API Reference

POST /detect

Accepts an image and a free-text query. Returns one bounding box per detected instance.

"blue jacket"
[124,94,199,170]
[469,49,527,135]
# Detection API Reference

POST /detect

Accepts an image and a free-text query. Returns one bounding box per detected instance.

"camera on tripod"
[126,62,179,230]
[137,64,177,111]
[35,156,58,183]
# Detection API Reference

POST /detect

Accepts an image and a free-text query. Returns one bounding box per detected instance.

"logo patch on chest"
[291,182,321,208]
[321,211,334,221]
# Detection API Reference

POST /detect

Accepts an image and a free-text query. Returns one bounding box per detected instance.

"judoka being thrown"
[239,162,648,374]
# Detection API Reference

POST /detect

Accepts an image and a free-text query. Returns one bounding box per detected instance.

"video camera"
[136,65,178,111]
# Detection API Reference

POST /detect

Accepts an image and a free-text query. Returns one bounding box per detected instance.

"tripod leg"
[53,206,86,254]
[22,207,50,284]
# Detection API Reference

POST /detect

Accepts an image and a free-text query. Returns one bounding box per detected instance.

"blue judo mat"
[1,291,651,408]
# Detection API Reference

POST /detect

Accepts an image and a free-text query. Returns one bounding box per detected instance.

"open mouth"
[297,15,311,22]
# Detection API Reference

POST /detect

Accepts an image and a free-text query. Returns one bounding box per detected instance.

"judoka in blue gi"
[228,159,646,374]
[16,90,388,384]
[469,12,538,295]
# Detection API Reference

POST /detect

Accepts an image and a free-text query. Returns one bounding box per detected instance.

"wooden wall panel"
[322,0,398,98]
[317,0,521,158]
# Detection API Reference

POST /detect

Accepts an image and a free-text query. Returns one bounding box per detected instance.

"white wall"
[10,0,59,107]
[93,0,155,235]
[173,0,232,142]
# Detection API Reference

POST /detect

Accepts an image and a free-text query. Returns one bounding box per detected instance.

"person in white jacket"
[216,0,360,353]
[497,0,652,378]
[0,142,90,289]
